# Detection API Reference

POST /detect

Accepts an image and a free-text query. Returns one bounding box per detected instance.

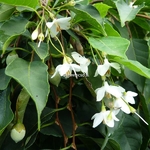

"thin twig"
[137,14,150,20]
[52,85,68,147]
[68,78,77,150]
[125,22,132,39]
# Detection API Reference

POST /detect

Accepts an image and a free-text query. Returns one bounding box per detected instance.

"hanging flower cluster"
[29,2,148,129]
[91,58,148,128]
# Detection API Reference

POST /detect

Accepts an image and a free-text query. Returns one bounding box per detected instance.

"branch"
[137,14,150,20]
[68,78,77,150]
[52,85,68,147]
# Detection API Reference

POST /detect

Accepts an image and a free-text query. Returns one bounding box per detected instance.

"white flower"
[71,52,90,75]
[95,81,125,101]
[31,29,38,40]
[10,123,26,143]
[91,110,119,128]
[113,98,131,114]
[46,17,71,37]
[51,56,81,78]
[94,58,121,77]
[123,91,137,104]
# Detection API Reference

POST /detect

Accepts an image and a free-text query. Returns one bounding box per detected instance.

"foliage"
[0,0,150,149]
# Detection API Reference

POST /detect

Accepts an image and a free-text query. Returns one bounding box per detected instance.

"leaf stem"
[101,132,110,150]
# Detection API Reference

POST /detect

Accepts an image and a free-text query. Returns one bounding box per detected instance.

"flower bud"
[10,123,26,143]
[31,29,39,40]
[38,32,44,41]
[49,67,61,86]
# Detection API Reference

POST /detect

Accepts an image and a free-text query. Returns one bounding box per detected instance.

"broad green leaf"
[0,16,28,54]
[28,42,49,60]
[0,4,15,22]
[94,3,112,18]
[5,58,50,129]
[110,114,142,150]
[70,4,106,36]
[0,0,39,10]
[111,57,150,79]
[133,17,150,31]
[115,0,145,27]
[0,69,11,90]
[0,89,14,135]
[88,36,129,58]
[122,39,149,91]
[104,23,120,37]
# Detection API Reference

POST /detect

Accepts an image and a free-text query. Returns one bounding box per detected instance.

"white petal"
[94,69,99,77]
[114,98,130,114]
[95,87,106,101]
[124,91,137,104]
[70,64,81,72]
[112,112,119,121]
[106,86,123,98]
[97,64,110,76]
[80,65,88,75]
[91,112,104,128]
[56,17,71,30]
[126,91,138,97]
[71,52,90,65]
[57,64,70,76]
[46,22,54,28]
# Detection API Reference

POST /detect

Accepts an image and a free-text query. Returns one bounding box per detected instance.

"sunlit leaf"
[28,42,49,60]
[88,36,129,58]
[115,0,145,27]
[0,0,39,10]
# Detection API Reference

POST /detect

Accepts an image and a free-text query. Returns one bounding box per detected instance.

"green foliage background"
[0,0,150,149]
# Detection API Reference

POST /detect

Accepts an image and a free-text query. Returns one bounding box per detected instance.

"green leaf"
[112,57,150,79]
[0,4,15,22]
[110,114,142,150]
[28,42,49,60]
[70,4,106,36]
[133,17,150,31]
[94,3,112,18]
[88,36,129,58]
[115,0,145,27]
[0,16,28,54]
[5,58,50,130]
[0,69,11,90]
[0,0,39,10]
[0,89,14,135]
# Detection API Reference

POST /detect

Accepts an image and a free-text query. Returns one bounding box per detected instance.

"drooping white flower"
[71,52,90,75]
[31,29,38,40]
[51,56,81,78]
[10,123,26,143]
[95,81,125,101]
[94,58,121,77]
[91,110,119,128]
[123,91,137,104]
[113,98,131,114]
[46,17,71,37]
